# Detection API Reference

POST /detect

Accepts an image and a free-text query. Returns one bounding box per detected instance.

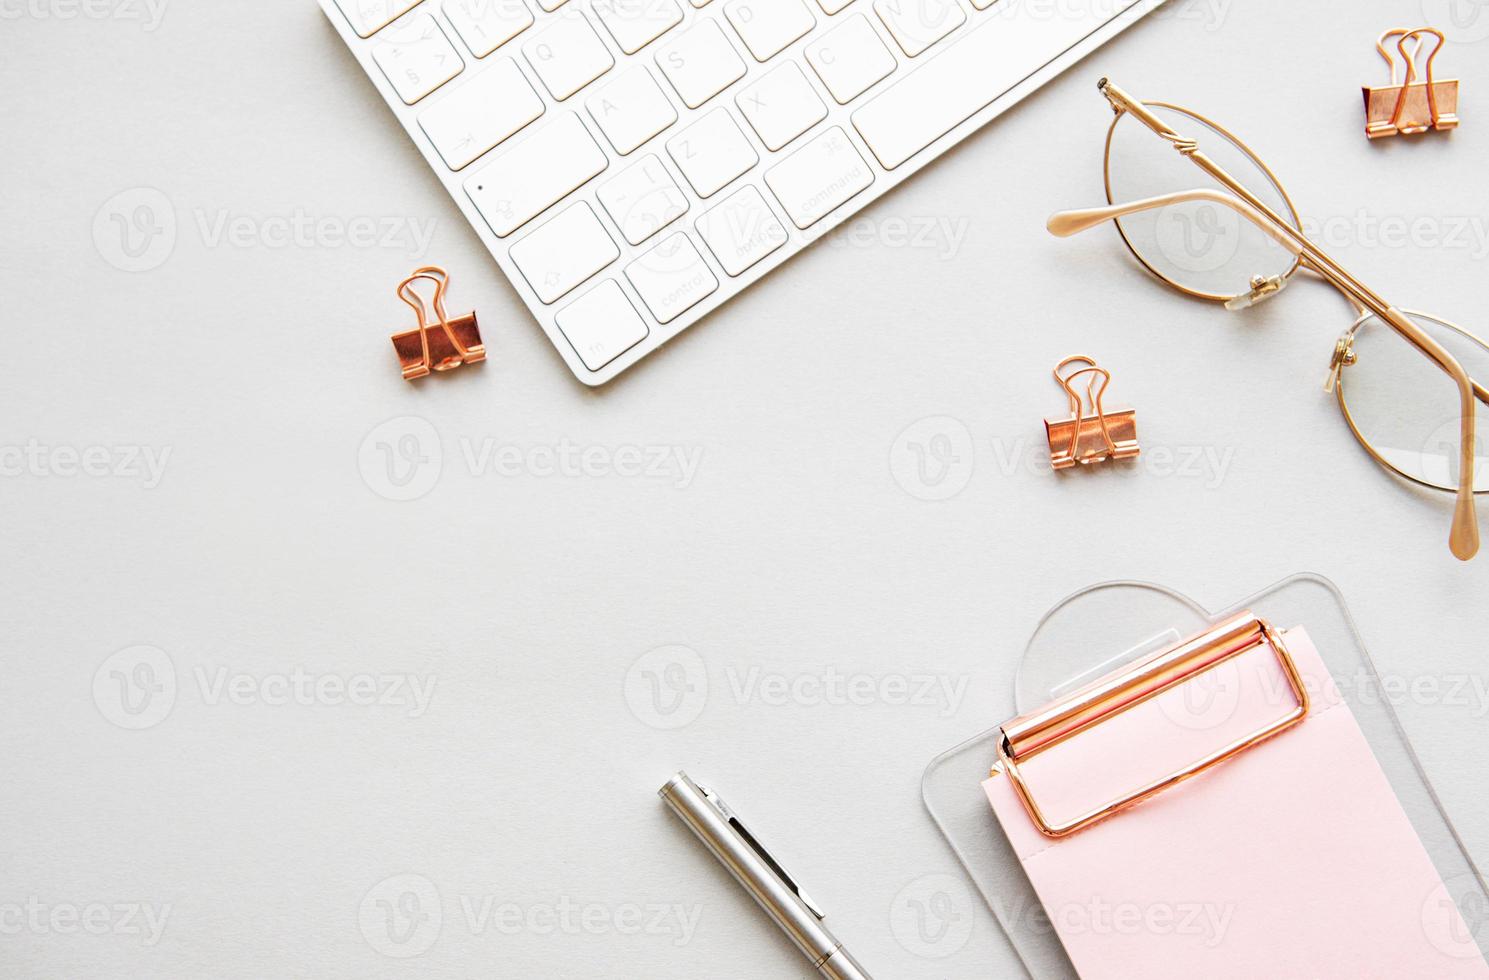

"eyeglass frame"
[1048,78,1485,561]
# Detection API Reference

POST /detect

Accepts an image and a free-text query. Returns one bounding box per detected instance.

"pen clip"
[699,784,826,920]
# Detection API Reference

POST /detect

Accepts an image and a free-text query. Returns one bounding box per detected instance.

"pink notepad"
[983,626,1489,978]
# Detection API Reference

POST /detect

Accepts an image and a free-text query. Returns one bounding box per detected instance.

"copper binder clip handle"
[390,265,486,381]
[993,613,1311,838]
[1365,27,1459,139]
[1044,355,1139,469]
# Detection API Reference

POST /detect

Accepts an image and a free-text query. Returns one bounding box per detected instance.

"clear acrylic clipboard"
[922,573,1489,978]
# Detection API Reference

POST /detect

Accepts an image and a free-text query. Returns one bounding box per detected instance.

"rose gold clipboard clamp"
[990,613,1311,838]
[390,265,485,381]
[1363,27,1460,139]
[1043,356,1139,469]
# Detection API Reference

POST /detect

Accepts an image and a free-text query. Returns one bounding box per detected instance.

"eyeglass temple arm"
[1073,80,1481,560]
[1047,190,1304,256]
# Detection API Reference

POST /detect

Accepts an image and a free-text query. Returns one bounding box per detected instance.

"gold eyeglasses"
[1049,78,1489,560]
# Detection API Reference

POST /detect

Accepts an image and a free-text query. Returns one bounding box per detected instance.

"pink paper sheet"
[983,627,1489,978]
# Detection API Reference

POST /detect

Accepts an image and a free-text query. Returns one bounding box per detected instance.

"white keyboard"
[321,0,1157,384]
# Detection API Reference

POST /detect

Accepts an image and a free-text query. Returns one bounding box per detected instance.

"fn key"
[556,280,650,372]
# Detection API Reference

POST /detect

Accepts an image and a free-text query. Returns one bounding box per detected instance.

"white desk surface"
[4,0,1489,975]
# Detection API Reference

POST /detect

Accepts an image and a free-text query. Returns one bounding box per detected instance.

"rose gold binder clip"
[1363,28,1460,140]
[1044,355,1139,469]
[390,265,485,380]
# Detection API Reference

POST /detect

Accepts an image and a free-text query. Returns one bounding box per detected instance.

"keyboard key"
[763,125,872,227]
[805,14,895,104]
[736,62,826,150]
[464,112,609,236]
[597,154,689,245]
[695,185,788,275]
[853,0,1134,169]
[874,0,963,56]
[625,233,719,323]
[593,0,683,53]
[372,14,465,104]
[522,10,614,100]
[666,108,758,197]
[586,66,677,154]
[419,57,544,169]
[332,0,421,38]
[654,19,747,108]
[535,0,569,11]
[510,202,620,302]
[443,0,534,55]
[556,279,649,370]
[723,0,815,61]
[813,0,852,13]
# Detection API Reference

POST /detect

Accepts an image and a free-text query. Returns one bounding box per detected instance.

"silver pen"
[659,772,875,980]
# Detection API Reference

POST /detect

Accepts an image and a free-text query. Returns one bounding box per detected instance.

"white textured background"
[3,0,1489,976]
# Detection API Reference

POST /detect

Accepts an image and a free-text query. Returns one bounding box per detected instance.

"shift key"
[464,112,609,237]
[763,127,874,230]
